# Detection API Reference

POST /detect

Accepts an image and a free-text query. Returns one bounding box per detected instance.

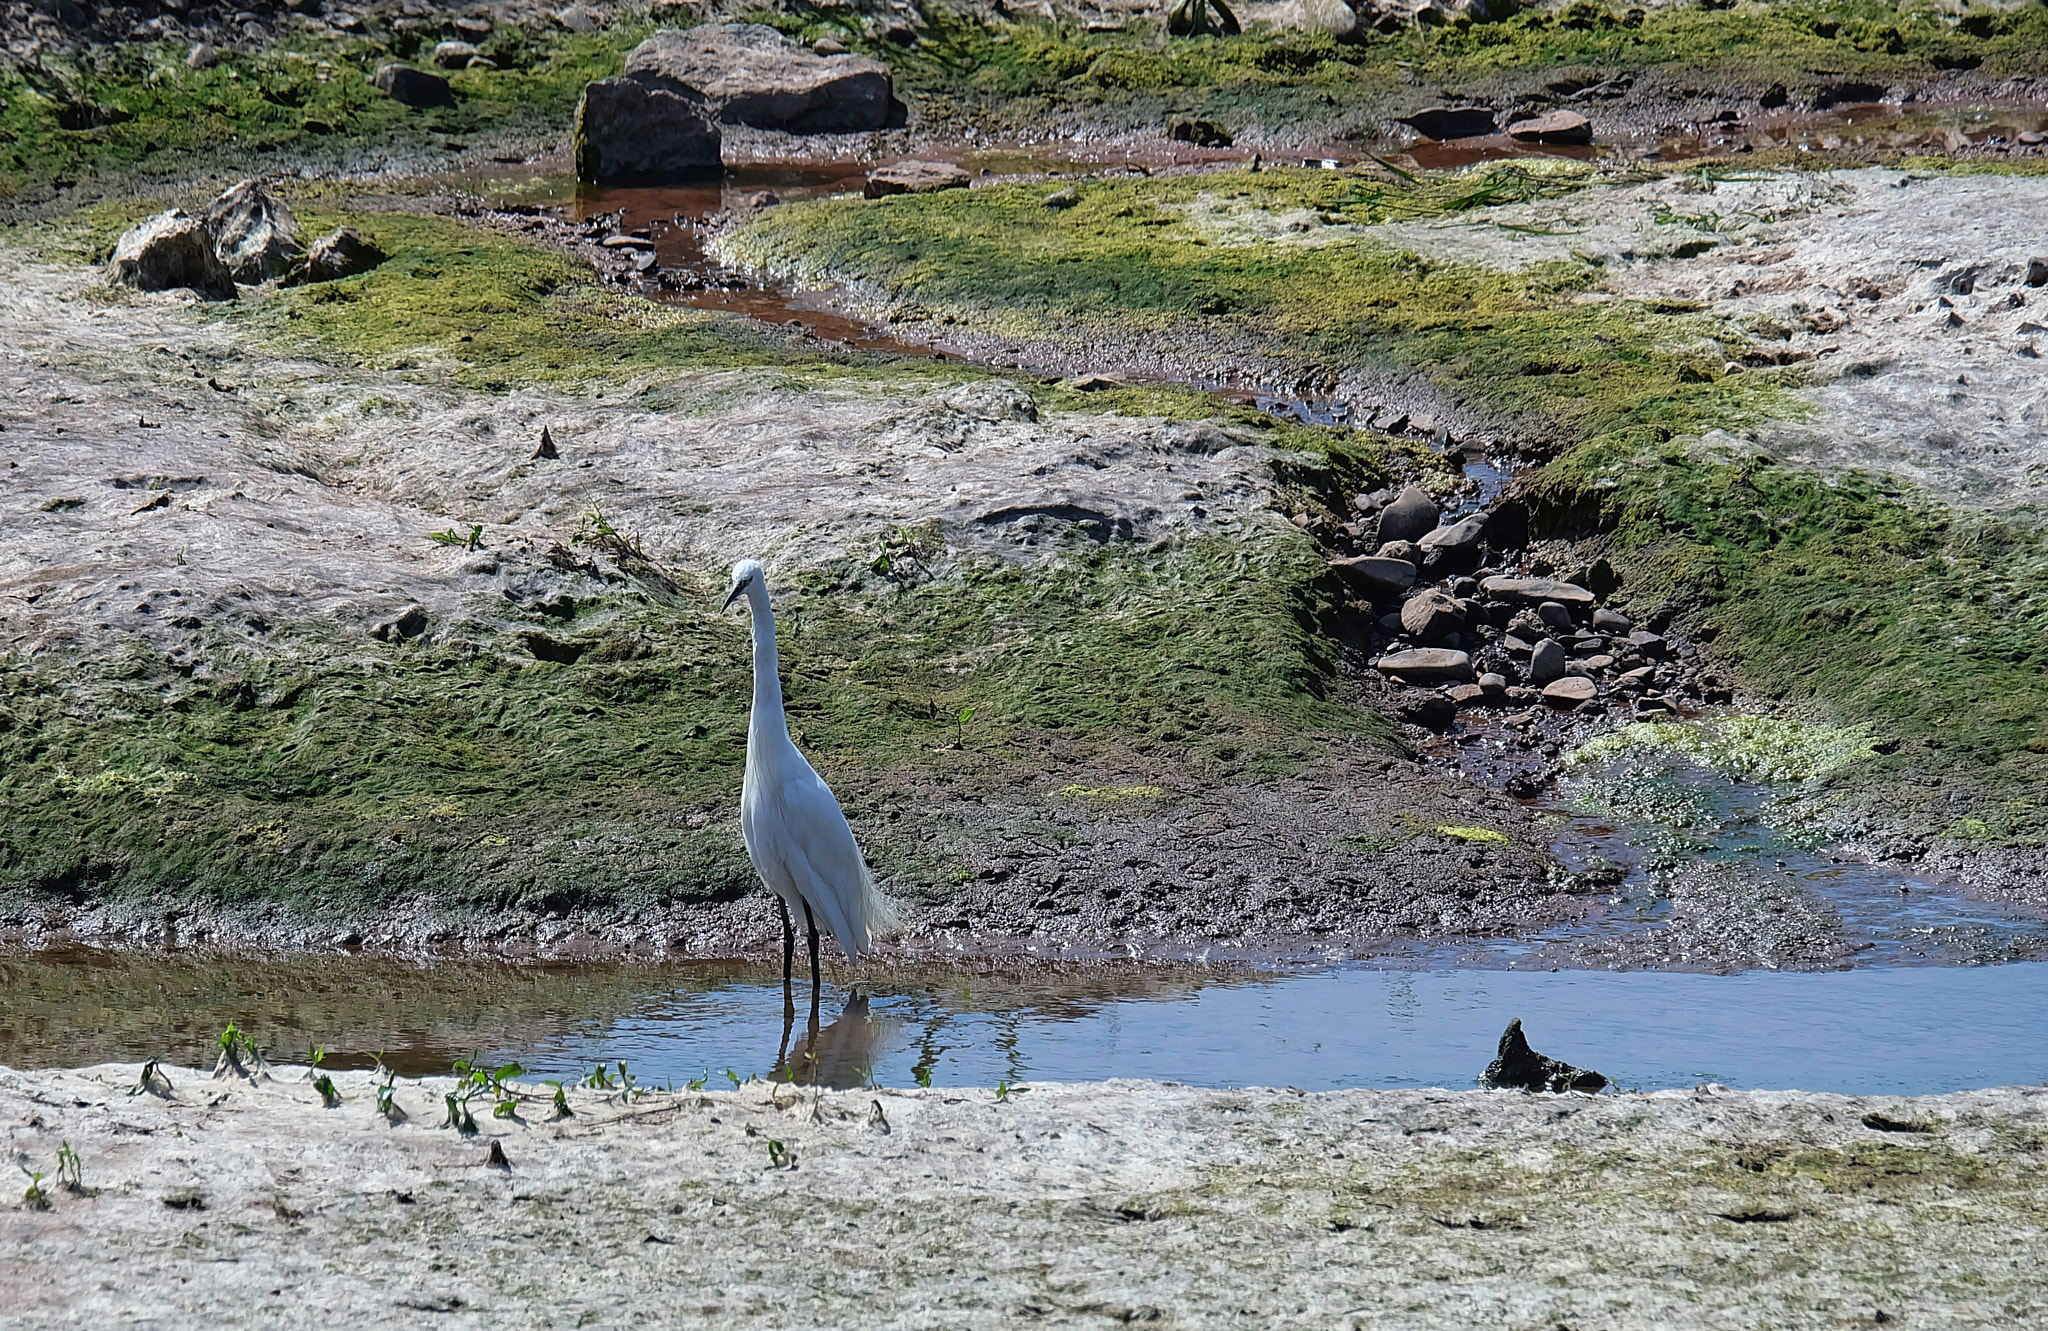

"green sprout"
[19,1163,48,1210]
[55,1142,84,1195]
[441,1091,479,1136]
[543,1081,573,1120]
[995,1080,1029,1103]
[687,1075,708,1092]
[914,1065,933,1089]
[375,1078,406,1125]
[583,1063,615,1091]
[955,706,974,748]
[429,523,485,551]
[766,1139,795,1170]
[313,1074,341,1109]
[724,1069,742,1089]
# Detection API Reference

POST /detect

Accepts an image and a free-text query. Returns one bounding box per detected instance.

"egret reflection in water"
[772,990,897,1088]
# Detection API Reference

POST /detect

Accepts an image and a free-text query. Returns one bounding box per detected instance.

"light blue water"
[500,962,2048,1097]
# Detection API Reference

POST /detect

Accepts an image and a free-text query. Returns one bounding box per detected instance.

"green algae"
[1536,437,2048,838]
[826,2,2048,137]
[1569,716,1881,784]
[0,530,1389,912]
[721,162,1778,448]
[0,28,641,206]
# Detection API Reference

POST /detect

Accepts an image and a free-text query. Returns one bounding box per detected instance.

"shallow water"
[4,948,2043,1096]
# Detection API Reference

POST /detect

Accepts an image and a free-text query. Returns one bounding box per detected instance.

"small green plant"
[724,1068,742,1089]
[375,1077,406,1125]
[312,1074,341,1109]
[766,1139,795,1170]
[213,1023,265,1079]
[583,1062,615,1091]
[914,1065,933,1089]
[687,1074,709,1092]
[441,1090,479,1136]
[308,1045,325,1068]
[55,1143,85,1195]
[995,1080,1029,1103]
[429,523,485,551]
[19,1162,48,1211]
[543,1080,573,1120]
[954,706,974,747]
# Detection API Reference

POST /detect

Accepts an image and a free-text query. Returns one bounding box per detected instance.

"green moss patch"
[723,163,1783,448]
[0,29,642,205]
[808,2,2048,136]
[0,530,1388,913]
[1570,716,1881,784]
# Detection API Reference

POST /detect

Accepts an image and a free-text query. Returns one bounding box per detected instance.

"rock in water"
[372,63,453,108]
[533,426,559,460]
[622,24,898,133]
[106,211,235,299]
[1506,110,1593,145]
[1375,485,1439,545]
[574,72,722,184]
[202,180,302,285]
[864,161,971,198]
[304,226,385,282]
[1482,1018,1607,1093]
[1398,106,1496,140]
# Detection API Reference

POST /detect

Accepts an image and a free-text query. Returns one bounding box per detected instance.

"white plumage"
[724,559,896,977]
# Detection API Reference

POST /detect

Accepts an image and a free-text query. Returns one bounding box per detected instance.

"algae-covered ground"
[719,156,2048,878]
[4,0,2046,956]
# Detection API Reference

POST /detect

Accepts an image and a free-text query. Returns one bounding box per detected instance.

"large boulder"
[573,72,723,185]
[1398,106,1497,141]
[106,211,235,299]
[621,24,899,133]
[202,179,301,285]
[372,63,453,108]
[1374,485,1439,546]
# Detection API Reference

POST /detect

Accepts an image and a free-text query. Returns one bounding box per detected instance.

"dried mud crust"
[5,1063,2048,1328]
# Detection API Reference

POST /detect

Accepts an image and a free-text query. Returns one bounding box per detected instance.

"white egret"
[722,559,897,999]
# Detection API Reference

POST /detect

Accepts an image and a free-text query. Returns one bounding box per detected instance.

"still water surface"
[4,949,2042,1097]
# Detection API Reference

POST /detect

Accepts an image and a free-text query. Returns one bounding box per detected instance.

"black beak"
[721,581,746,611]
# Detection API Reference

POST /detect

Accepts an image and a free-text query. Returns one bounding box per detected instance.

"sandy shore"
[4,1061,2044,1327]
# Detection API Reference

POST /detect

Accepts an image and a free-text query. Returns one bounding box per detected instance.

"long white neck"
[744,582,790,746]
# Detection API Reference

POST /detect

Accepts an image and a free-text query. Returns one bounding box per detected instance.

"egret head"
[722,558,766,611]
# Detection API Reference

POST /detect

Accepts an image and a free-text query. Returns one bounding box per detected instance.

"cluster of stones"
[1327,485,1730,730]
[104,179,384,299]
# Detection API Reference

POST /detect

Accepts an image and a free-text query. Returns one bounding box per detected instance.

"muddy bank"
[4,1061,2046,1327]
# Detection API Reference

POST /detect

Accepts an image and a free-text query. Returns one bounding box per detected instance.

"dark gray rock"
[1593,607,1633,632]
[623,24,898,133]
[106,211,235,299]
[1536,600,1573,632]
[373,63,453,108]
[1398,106,1497,141]
[304,226,385,282]
[1397,692,1456,729]
[1400,588,1467,645]
[1482,1018,1607,1093]
[432,40,479,68]
[1331,555,1418,601]
[1375,539,1424,566]
[574,72,722,184]
[1481,499,1528,552]
[1375,485,1439,545]
[2029,257,2048,288]
[1418,513,1486,574]
[1528,637,1565,686]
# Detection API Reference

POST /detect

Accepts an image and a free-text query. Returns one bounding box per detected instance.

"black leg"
[803,900,821,993]
[778,897,795,996]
